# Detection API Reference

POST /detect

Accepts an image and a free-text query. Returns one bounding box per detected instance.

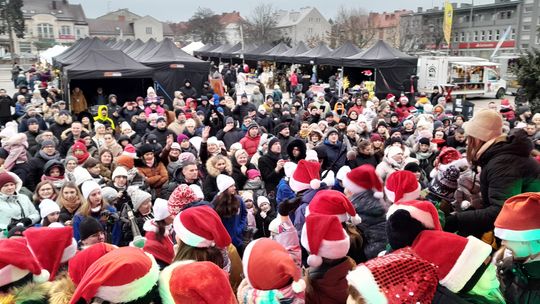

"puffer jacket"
[0,192,40,230]
[499,258,540,304]
[455,130,540,238]
[350,190,388,259]
[239,133,261,157]
[314,139,347,173]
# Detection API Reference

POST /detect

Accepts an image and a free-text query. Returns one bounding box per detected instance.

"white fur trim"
[386,204,436,229]
[321,170,335,187]
[143,220,159,233]
[289,177,309,193]
[96,252,160,302]
[494,227,540,242]
[61,238,78,263]
[242,239,259,288]
[440,236,492,293]
[159,260,196,304]
[342,176,366,194]
[301,225,350,260]
[384,183,421,203]
[173,214,215,248]
[0,265,30,287]
[346,265,388,304]
[291,279,306,293]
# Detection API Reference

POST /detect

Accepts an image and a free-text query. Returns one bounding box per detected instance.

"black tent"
[138,38,211,103]
[54,37,110,67]
[294,42,333,65]
[342,40,418,95]
[128,38,158,60]
[230,43,258,59]
[194,44,220,57]
[64,49,154,103]
[275,42,310,63]
[220,43,243,60]
[117,39,133,50]
[206,43,232,58]
[53,37,91,66]
[318,42,362,66]
[123,39,144,54]
[259,42,291,61]
[243,43,273,61]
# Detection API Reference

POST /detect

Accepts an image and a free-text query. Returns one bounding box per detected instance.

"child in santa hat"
[494,192,540,303]
[343,164,388,259]
[301,213,356,303]
[142,198,175,270]
[238,238,306,304]
[172,205,243,292]
[346,247,439,304]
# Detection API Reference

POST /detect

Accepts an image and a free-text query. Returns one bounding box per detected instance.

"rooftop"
[22,0,87,24]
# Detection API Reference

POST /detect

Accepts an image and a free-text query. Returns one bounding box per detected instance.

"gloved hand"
[278,196,302,216]
[444,214,458,232]
[20,218,33,227]
[260,211,267,219]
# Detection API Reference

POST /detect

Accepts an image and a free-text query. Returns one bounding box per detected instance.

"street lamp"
[115,26,123,40]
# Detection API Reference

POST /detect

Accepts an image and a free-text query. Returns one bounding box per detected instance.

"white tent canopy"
[181,41,205,56]
[40,45,70,64]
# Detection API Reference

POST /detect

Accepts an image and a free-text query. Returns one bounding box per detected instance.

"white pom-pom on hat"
[291,279,306,293]
[307,254,323,267]
[310,179,321,190]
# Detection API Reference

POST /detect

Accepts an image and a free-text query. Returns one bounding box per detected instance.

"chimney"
[118,15,126,22]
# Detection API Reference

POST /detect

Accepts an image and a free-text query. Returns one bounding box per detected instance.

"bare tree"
[244,3,280,43]
[188,7,224,44]
[306,34,327,48]
[330,6,376,49]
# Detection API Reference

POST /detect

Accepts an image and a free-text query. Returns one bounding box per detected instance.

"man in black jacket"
[0,89,14,126]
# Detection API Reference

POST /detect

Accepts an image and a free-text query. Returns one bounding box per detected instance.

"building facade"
[87,9,174,42]
[274,7,331,45]
[366,10,413,49]
[0,0,89,55]
[400,0,523,58]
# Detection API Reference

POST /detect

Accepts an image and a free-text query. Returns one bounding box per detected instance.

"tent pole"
[339,66,344,97]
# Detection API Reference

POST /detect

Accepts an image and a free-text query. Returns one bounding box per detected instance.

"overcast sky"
[70,0,495,22]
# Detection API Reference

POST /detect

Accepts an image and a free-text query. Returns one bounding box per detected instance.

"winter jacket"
[49,116,73,141]
[432,285,473,304]
[0,95,15,120]
[18,114,47,132]
[350,191,388,259]
[254,209,276,239]
[0,192,40,230]
[136,161,168,192]
[213,195,247,249]
[276,178,295,205]
[216,127,244,150]
[27,152,61,191]
[499,258,540,304]
[255,112,274,133]
[240,134,261,157]
[72,205,121,245]
[455,130,540,238]
[375,155,417,181]
[347,152,378,169]
[232,102,256,122]
[258,152,285,197]
[315,139,348,173]
[231,160,257,191]
[304,257,356,304]
[24,130,42,156]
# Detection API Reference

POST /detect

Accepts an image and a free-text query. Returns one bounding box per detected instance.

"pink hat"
[246,169,261,180]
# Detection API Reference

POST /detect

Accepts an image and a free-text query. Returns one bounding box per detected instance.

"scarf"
[74,151,90,165]
[38,150,59,161]
[415,151,433,160]
[3,145,27,171]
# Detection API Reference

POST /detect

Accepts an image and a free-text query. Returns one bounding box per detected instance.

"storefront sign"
[458,41,515,49]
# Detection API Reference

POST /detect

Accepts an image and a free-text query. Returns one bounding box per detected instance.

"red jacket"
[240,134,261,157]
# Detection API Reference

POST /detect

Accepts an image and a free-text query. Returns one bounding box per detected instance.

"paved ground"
[0,64,513,110]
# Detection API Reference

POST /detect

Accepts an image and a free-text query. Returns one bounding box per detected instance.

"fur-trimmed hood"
[206,155,232,177]
[53,112,73,125]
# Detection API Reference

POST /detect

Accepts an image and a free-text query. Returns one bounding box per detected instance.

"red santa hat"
[68,243,117,285]
[289,159,322,193]
[122,144,138,158]
[347,248,438,304]
[500,98,511,109]
[386,200,442,231]
[242,238,306,293]
[412,230,492,293]
[143,229,174,266]
[399,95,409,103]
[0,238,50,287]
[23,227,77,280]
[495,192,540,241]
[173,205,231,248]
[69,247,159,304]
[301,214,350,267]
[306,189,362,225]
[343,164,384,198]
[386,93,396,101]
[384,170,421,203]
[159,260,237,304]
[437,147,461,165]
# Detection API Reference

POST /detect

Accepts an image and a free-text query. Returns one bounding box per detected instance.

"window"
[524,6,534,13]
[473,31,478,41]
[480,30,485,41]
[76,28,82,39]
[145,27,152,34]
[523,25,532,31]
[36,23,54,39]
[522,34,530,40]
[19,42,31,53]
[487,30,492,41]
[521,43,530,49]
[60,25,71,35]
[511,28,516,39]
[495,29,501,40]
[525,0,534,4]
[524,17,532,23]
[499,10,513,19]
[460,32,465,42]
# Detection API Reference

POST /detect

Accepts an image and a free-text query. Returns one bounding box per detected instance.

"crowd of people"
[0,61,539,304]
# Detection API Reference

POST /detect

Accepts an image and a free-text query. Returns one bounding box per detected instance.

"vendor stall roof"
[64,49,153,79]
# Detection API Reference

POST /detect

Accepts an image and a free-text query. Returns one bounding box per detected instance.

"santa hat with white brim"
[289,159,322,193]
[495,192,540,241]
[384,170,421,203]
[0,238,50,287]
[301,214,350,267]
[386,200,442,231]
[306,189,362,225]
[343,164,384,198]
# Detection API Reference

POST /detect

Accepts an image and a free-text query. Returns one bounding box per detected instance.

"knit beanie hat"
[111,166,128,180]
[172,206,231,248]
[216,174,235,194]
[168,184,197,216]
[495,192,540,241]
[347,248,438,304]
[243,238,306,293]
[101,187,118,204]
[241,191,254,202]
[122,144,137,158]
[301,214,350,267]
[384,170,421,203]
[41,139,55,148]
[159,260,237,304]
[386,146,403,159]
[289,159,321,193]
[246,169,261,180]
[81,180,101,200]
[0,172,15,188]
[429,165,460,201]
[72,167,93,186]
[68,243,116,284]
[153,198,170,222]
[412,230,492,293]
[23,226,78,280]
[306,189,362,225]
[39,199,61,218]
[268,137,280,151]
[189,184,204,200]
[463,109,503,142]
[69,247,159,304]
[177,133,189,143]
[116,155,135,169]
[0,238,50,287]
[343,164,383,197]
[127,187,152,212]
[79,217,104,241]
[257,196,270,208]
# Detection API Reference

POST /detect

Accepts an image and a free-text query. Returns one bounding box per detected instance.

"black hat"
[418,137,431,146]
[156,116,166,123]
[377,121,388,128]
[274,123,289,134]
[241,93,248,98]
[27,117,39,125]
[517,106,531,116]
[404,162,422,173]
[0,148,8,159]
[138,143,155,157]
[386,209,426,250]
[79,217,104,241]
[268,137,280,150]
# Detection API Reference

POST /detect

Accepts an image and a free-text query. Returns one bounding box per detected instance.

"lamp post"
[115,26,123,40]
[468,0,474,56]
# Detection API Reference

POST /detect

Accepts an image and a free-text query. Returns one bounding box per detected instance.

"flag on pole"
[443,1,454,46]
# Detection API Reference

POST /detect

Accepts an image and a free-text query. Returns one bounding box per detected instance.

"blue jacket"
[216,195,247,249]
[72,205,121,245]
[276,178,295,206]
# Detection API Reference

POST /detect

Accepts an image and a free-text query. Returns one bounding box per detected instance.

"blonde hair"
[77,188,110,217]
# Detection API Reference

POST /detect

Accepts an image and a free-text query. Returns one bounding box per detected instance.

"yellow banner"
[443,2,453,46]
